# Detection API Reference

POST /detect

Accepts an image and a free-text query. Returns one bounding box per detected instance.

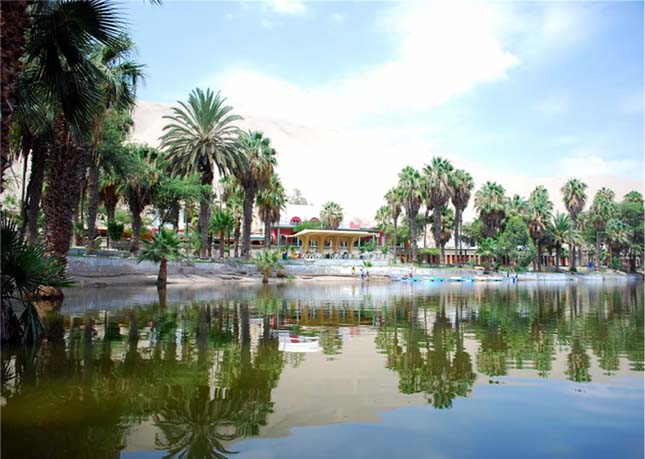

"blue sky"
[126,1,643,220]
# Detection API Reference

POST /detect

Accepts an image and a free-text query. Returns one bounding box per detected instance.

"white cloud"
[265,0,306,15]
[208,2,518,128]
[559,151,641,178]
[534,95,568,116]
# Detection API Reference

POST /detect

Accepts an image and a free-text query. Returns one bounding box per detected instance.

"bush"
[107,221,124,241]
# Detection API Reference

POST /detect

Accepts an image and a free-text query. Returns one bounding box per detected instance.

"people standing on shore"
[352,266,356,278]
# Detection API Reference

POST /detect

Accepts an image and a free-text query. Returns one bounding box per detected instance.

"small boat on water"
[448,276,463,282]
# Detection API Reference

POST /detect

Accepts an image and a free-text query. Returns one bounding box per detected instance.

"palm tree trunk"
[555,245,561,270]
[423,208,429,249]
[198,168,213,258]
[234,223,241,258]
[392,218,398,264]
[433,206,442,263]
[264,213,271,250]
[24,140,47,243]
[0,0,31,191]
[85,152,100,254]
[157,257,167,289]
[595,230,601,271]
[129,202,142,254]
[42,127,87,266]
[410,213,418,263]
[454,209,460,266]
[241,190,255,258]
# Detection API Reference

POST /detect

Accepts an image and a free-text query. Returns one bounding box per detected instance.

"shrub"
[107,221,124,241]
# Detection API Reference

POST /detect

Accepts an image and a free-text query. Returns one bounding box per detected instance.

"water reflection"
[1,283,643,459]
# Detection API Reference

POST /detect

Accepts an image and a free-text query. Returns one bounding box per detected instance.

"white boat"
[449,276,463,282]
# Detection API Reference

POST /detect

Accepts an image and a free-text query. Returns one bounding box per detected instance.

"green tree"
[589,187,616,271]
[160,88,242,258]
[254,250,281,284]
[210,209,235,258]
[561,179,588,271]
[527,186,553,271]
[23,0,128,266]
[320,201,344,230]
[423,157,454,262]
[385,187,403,263]
[550,213,578,271]
[495,215,534,269]
[398,167,426,262]
[138,229,184,289]
[122,145,158,254]
[476,238,497,273]
[234,131,277,258]
[474,181,506,238]
[618,191,644,272]
[86,37,143,255]
[257,173,286,249]
[450,169,474,265]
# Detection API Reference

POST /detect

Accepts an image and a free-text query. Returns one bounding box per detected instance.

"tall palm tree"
[423,157,454,263]
[1,0,32,188]
[398,166,425,263]
[257,173,286,250]
[86,37,143,254]
[320,201,344,230]
[474,181,506,238]
[590,187,616,271]
[22,0,127,265]
[561,178,588,272]
[234,131,277,258]
[550,213,577,271]
[605,218,629,266]
[527,185,553,271]
[221,175,244,257]
[160,88,242,257]
[375,205,390,229]
[439,205,455,255]
[449,169,474,265]
[385,187,403,263]
[122,145,158,254]
[507,194,529,220]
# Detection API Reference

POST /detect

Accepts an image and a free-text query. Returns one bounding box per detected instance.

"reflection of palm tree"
[567,339,591,382]
[155,385,240,459]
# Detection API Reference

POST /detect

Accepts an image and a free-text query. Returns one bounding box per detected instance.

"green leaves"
[137,229,185,265]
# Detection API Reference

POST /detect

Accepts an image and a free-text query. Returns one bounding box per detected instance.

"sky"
[125,0,644,224]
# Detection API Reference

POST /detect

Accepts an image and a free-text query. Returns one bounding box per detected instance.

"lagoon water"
[2,281,643,459]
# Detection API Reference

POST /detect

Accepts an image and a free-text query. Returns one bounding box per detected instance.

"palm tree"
[527,186,553,271]
[507,194,529,220]
[449,169,474,265]
[0,1,31,186]
[86,37,143,254]
[254,250,281,284]
[23,0,127,265]
[423,157,454,263]
[122,145,158,254]
[474,181,506,238]
[398,166,426,262]
[210,209,235,258]
[375,205,390,229]
[590,187,616,271]
[257,173,286,250]
[385,187,403,262]
[320,201,344,230]
[561,179,588,271]
[476,238,497,273]
[160,88,242,258]
[550,213,576,271]
[234,131,277,258]
[605,218,629,267]
[439,205,455,255]
[221,175,244,258]
[137,229,184,289]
